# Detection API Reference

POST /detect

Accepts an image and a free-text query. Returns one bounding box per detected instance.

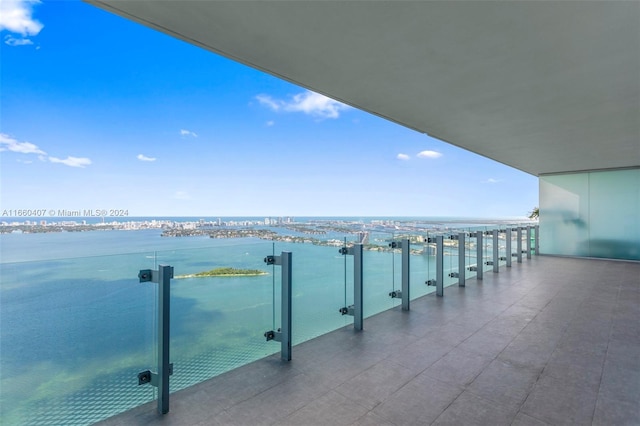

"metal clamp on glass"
[338,244,363,330]
[262,252,292,361]
[137,265,173,415]
[137,364,174,386]
[426,279,437,286]
[388,239,410,310]
[388,290,403,299]
[449,272,459,278]
[485,261,494,265]
[468,266,478,271]
[339,305,355,316]
[264,328,282,342]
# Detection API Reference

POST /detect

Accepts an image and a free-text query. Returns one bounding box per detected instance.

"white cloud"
[174,191,191,200]
[49,156,92,168]
[0,133,46,154]
[256,95,281,111]
[483,178,501,184]
[396,153,410,161]
[180,129,198,138]
[266,120,275,127]
[4,34,33,46]
[0,0,43,36]
[137,154,156,162]
[256,90,351,119]
[417,150,443,159]
[2,133,93,168]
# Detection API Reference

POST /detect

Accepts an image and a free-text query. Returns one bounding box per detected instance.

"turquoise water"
[0,224,520,425]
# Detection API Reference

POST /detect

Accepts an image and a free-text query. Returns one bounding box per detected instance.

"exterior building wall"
[539,168,640,260]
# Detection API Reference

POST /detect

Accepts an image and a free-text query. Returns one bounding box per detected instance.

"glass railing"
[156,242,276,394]
[0,222,538,425]
[0,252,158,425]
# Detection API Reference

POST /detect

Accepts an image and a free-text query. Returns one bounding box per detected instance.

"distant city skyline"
[1,0,538,218]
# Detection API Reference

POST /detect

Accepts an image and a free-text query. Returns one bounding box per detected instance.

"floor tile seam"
[513,407,552,426]
[470,372,552,425]
[422,340,497,383]
[276,387,369,425]
[422,378,466,426]
[377,364,465,418]
[348,409,399,426]
[464,320,524,360]
[464,384,525,410]
[456,386,526,421]
[589,309,615,421]
[218,371,313,413]
[390,343,458,375]
[426,384,515,426]
[517,372,563,426]
[332,377,409,414]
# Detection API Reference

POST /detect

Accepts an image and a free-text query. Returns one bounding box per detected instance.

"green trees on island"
[175,267,267,279]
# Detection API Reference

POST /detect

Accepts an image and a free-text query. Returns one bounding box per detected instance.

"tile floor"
[97,256,640,426]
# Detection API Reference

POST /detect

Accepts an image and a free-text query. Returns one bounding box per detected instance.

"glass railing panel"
[443,232,458,288]
[364,231,399,317]
[422,231,438,293]
[464,227,479,280]
[287,236,352,345]
[408,232,436,300]
[497,227,507,267]
[0,252,157,426]
[154,242,276,394]
[482,227,492,274]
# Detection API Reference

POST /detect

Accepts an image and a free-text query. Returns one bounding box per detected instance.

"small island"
[175,267,268,279]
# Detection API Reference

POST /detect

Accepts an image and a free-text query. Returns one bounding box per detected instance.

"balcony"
[1,225,638,425]
[99,255,639,426]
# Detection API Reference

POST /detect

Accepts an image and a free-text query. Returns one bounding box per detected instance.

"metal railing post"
[526,226,532,259]
[477,231,483,280]
[506,228,512,267]
[492,229,499,273]
[459,232,466,286]
[137,265,174,415]
[263,252,293,361]
[517,227,523,263]
[436,236,444,296]
[534,225,540,255]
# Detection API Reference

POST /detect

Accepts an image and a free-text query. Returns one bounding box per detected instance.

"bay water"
[0,221,488,425]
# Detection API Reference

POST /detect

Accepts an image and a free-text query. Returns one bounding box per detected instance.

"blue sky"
[0,0,538,218]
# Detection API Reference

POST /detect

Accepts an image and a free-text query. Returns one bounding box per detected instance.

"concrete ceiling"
[86,1,639,176]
